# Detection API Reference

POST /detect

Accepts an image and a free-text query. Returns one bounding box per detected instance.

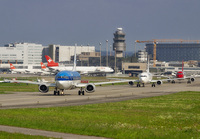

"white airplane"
[166,61,196,84]
[45,55,114,74]
[4,45,128,96]
[10,63,53,75]
[128,58,168,87]
[9,63,27,74]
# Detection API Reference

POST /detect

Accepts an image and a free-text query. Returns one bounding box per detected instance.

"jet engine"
[39,84,49,93]
[157,80,163,85]
[85,84,96,93]
[190,78,195,82]
[129,81,134,86]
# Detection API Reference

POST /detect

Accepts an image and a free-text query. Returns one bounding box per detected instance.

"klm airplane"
[4,68,129,96]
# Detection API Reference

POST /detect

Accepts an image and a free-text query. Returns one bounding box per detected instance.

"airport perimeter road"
[0,125,107,139]
[0,79,200,109]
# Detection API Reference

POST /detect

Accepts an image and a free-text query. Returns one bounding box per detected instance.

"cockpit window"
[55,75,80,80]
[56,76,69,80]
[55,76,61,80]
[55,71,81,81]
[63,75,69,79]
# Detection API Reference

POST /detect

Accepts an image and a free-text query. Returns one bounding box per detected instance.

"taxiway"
[0,79,199,109]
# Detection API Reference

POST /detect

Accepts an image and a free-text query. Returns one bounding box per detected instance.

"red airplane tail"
[40,62,47,69]
[10,63,16,69]
[45,55,59,67]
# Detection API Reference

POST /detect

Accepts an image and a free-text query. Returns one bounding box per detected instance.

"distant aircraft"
[9,63,27,74]
[45,55,114,74]
[10,63,53,75]
[41,62,47,70]
[169,61,196,84]
[4,45,127,96]
[128,57,168,87]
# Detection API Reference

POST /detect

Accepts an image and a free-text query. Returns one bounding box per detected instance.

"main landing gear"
[171,80,175,84]
[54,88,64,95]
[151,83,156,87]
[136,83,145,87]
[78,87,85,95]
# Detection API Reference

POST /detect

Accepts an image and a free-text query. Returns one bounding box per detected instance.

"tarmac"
[0,79,200,109]
[0,75,200,138]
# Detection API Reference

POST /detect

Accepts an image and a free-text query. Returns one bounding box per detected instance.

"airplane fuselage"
[55,70,81,90]
[138,72,153,84]
[176,71,184,79]
[50,66,114,74]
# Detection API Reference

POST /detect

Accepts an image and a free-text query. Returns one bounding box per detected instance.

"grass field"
[0,83,38,93]
[0,77,41,93]
[0,91,200,138]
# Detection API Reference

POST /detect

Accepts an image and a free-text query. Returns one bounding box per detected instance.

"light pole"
[115,47,117,73]
[99,42,101,66]
[81,45,82,66]
[134,41,136,57]
[106,40,108,67]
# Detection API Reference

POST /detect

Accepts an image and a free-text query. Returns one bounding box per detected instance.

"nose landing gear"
[54,88,64,95]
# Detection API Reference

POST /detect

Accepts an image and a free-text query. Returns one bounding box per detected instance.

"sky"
[0,0,200,52]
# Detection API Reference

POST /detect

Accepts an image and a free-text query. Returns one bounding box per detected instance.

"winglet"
[10,63,16,69]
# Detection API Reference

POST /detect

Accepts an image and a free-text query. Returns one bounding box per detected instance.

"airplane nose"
[56,81,65,89]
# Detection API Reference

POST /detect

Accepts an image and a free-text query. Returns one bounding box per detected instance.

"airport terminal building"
[0,42,96,71]
[48,44,95,63]
[0,42,43,65]
[146,42,200,62]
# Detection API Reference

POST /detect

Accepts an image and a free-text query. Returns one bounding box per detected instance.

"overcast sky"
[0,0,199,52]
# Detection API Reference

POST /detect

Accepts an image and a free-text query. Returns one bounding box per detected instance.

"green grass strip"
[0,91,200,138]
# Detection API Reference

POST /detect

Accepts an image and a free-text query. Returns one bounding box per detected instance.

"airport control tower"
[113,28,126,57]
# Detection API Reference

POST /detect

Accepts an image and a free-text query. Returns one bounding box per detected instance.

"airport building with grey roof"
[146,42,200,62]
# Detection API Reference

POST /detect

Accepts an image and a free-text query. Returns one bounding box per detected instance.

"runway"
[0,79,200,109]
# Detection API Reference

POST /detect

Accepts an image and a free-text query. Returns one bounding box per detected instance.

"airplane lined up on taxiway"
[168,61,198,84]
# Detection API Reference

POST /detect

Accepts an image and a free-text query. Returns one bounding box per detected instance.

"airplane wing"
[186,75,200,78]
[151,78,171,83]
[3,79,56,87]
[75,79,135,88]
[164,74,198,82]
